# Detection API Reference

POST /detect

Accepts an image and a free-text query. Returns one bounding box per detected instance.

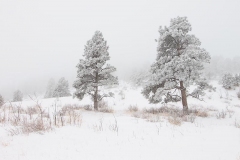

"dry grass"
[98,101,114,113]
[128,105,139,112]
[168,116,182,126]
[131,106,209,126]
[0,102,83,136]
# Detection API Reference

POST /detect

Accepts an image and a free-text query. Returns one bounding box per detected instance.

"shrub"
[168,115,182,126]
[98,101,114,113]
[128,105,139,112]
[216,110,227,119]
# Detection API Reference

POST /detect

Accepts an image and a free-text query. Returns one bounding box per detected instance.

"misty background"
[0,0,240,100]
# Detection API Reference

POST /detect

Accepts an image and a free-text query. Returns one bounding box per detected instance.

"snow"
[0,81,240,160]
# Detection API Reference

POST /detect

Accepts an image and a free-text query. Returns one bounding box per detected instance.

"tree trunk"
[94,93,98,111]
[180,81,188,114]
[94,72,99,111]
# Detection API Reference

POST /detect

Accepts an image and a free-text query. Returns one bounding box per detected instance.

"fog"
[0,0,240,99]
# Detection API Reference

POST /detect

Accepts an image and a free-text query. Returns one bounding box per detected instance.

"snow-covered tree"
[44,78,56,98]
[52,77,71,97]
[142,17,211,113]
[73,31,118,111]
[13,90,23,102]
[0,94,4,106]
[234,74,240,86]
[221,73,234,89]
[130,69,150,87]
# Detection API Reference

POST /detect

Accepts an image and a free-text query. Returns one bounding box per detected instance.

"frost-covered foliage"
[142,17,211,111]
[73,31,118,110]
[221,73,239,89]
[130,69,150,87]
[44,78,56,98]
[0,94,4,106]
[234,74,240,86]
[13,90,23,102]
[52,77,71,97]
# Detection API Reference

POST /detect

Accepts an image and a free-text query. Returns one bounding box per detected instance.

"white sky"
[0,0,240,99]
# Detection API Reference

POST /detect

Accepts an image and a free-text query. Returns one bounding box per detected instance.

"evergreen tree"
[73,31,118,110]
[53,77,71,97]
[0,94,4,106]
[44,78,56,98]
[221,73,234,89]
[142,17,211,113]
[13,90,23,102]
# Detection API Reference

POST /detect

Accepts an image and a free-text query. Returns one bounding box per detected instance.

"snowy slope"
[0,81,240,160]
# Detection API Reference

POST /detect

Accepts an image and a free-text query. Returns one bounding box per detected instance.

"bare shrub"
[133,106,209,125]
[216,110,227,119]
[83,105,92,111]
[93,118,104,132]
[143,107,183,117]
[109,114,119,135]
[132,112,141,118]
[168,115,182,126]
[25,106,38,120]
[147,114,162,122]
[182,114,196,123]
[8,119,52,136]
[98,101,114,113]
[21,119,51,134]
[72,104,83,110]
[128,105,138,112]
[59,105,82,126]
[185,108,209,118]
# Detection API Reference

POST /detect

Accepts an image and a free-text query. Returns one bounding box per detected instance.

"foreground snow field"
[1,81,240,160]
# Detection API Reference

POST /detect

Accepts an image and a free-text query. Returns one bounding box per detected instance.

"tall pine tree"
[73,31,118,111]
[142,17,211,113]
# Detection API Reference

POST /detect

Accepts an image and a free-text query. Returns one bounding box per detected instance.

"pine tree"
[73,31,118,111]
[142,17,211,113]
[44,78,56,98]
[52,77,71,97]
[234,74,240,87]
[13,90,23,102]
[221,73,234,89]
[0,94,4,106]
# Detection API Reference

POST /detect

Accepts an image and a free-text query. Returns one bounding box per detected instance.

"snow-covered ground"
[1,81,240,160]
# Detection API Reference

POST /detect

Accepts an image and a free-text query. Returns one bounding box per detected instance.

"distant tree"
[13,90,23,102]
[130,69,150,87]
[52,77,71,97]
[73,31,118,111]
[0,94,4,106]
[221,73,235,89]
[142,17,211,113]
[44,78,56,98]
[234,74,240,86]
